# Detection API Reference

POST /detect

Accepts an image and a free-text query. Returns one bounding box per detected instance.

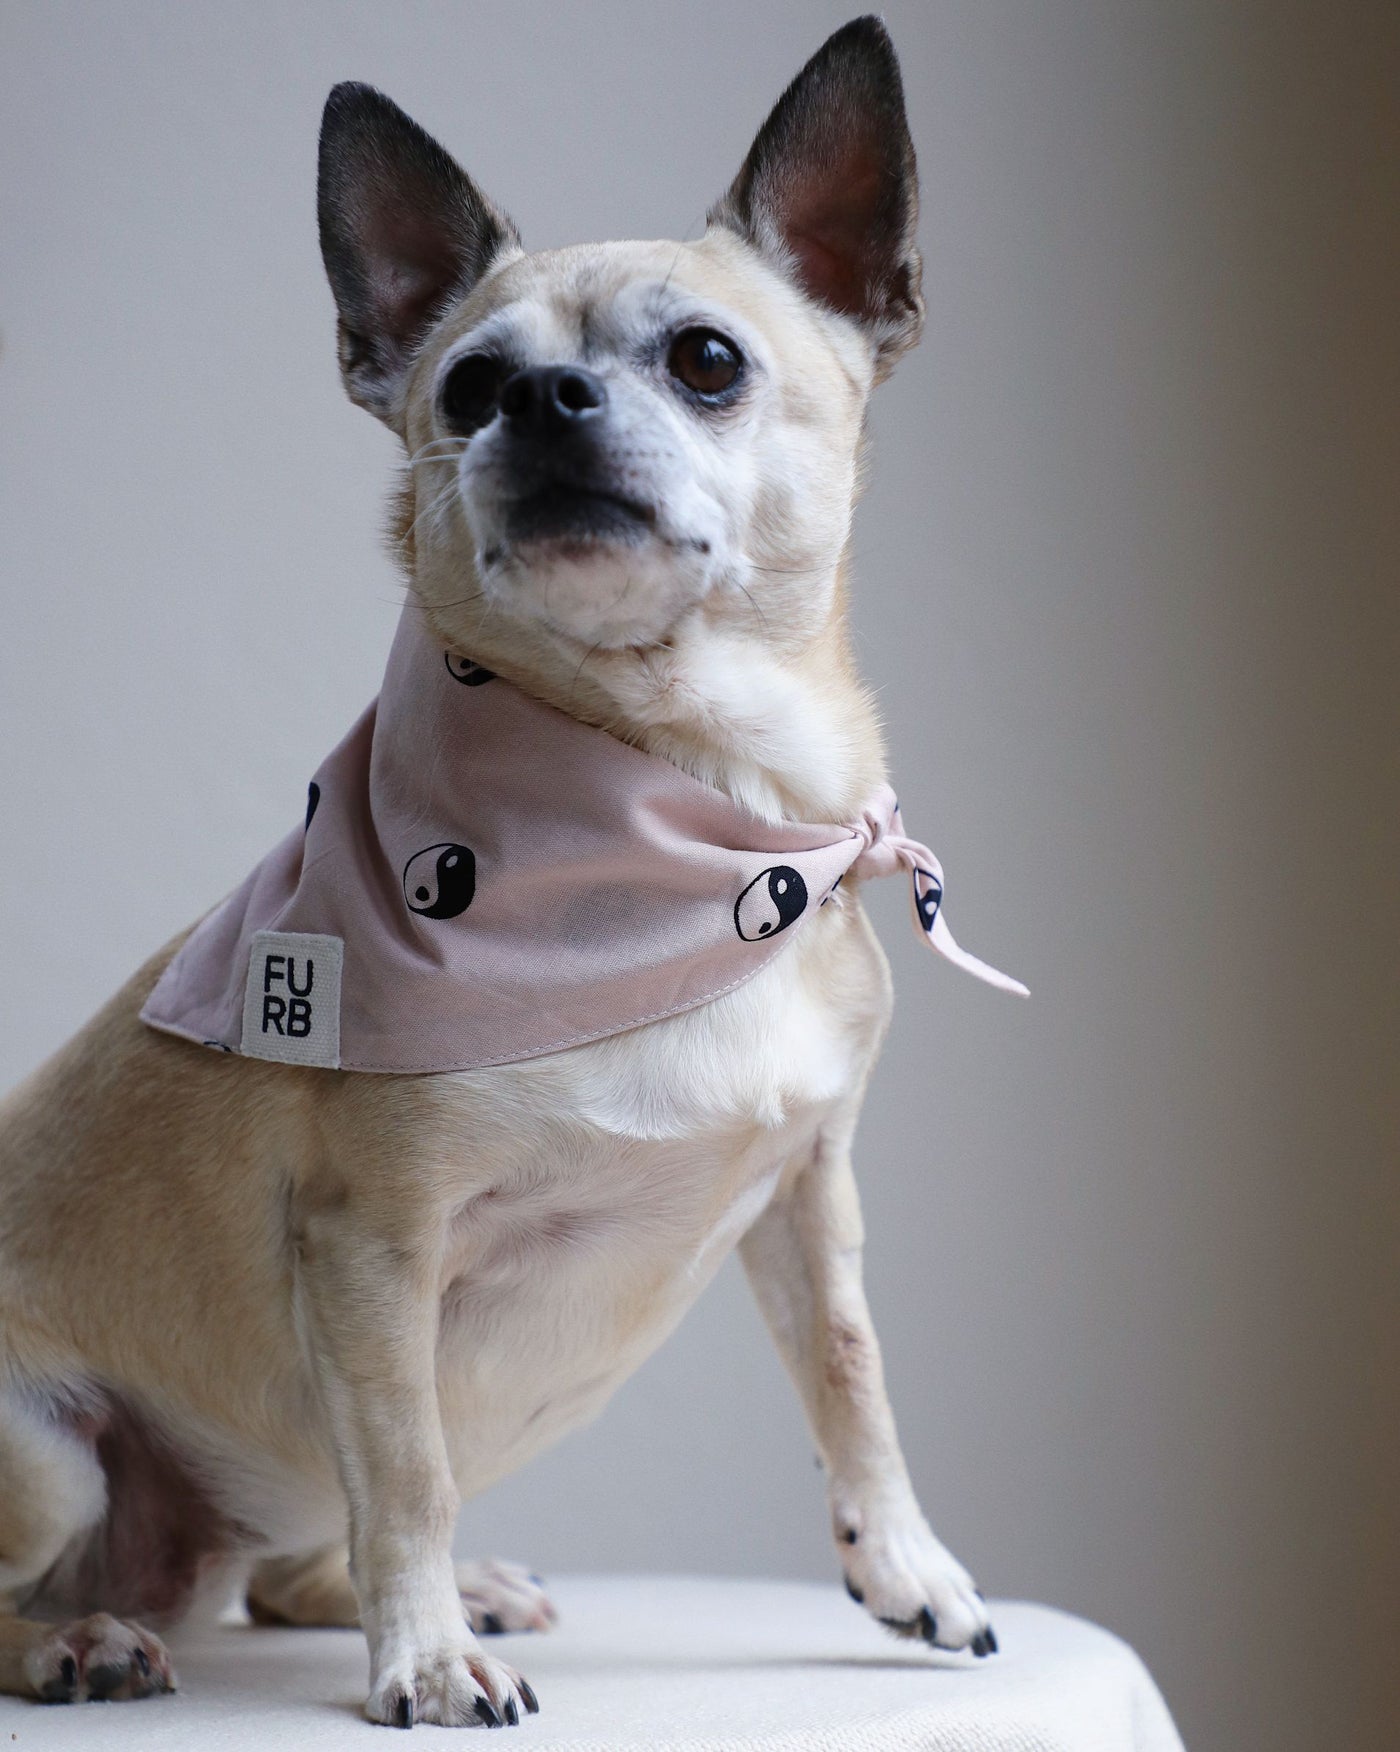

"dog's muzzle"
[494,364,654,545]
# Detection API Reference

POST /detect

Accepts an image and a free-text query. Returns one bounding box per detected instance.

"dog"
[0,17,1010,1728]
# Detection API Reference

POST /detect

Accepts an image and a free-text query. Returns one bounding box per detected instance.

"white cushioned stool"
[0,1575,1186,1750]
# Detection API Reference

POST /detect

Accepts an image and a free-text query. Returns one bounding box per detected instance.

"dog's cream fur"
[0,20,997,1727]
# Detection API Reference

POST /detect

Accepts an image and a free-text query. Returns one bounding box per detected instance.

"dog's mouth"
[504,482,656,548]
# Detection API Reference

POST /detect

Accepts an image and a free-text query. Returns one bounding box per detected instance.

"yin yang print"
[403,843,477,919]
[915,867,944,934]
[734,865,809,942]
[444,651,496,686]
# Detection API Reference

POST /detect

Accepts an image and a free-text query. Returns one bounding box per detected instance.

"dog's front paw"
[456,1557,556,1634]
[24,1613,177,1702]
[367,1638,539,1728]
[836,1501,997,1658]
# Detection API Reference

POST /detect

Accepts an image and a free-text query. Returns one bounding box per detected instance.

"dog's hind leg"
[249,1544,555,1634]
[247,1543,361,1627]
[0,1387,176,1702]
[451,1559,556,1635]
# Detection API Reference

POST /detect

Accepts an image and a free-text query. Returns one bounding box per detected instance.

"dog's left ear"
[318,82,520,427]
[708,16,923,377]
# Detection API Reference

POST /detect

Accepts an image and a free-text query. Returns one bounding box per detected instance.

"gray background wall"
[2,4,1396,1748]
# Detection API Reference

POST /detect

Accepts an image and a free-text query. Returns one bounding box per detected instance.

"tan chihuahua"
[0,17,1002,1728]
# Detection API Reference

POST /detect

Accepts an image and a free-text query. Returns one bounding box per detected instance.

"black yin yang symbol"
[915,869,944,933]
[734,865,809,942]
[403,843,477,919]
[444,651,496,686]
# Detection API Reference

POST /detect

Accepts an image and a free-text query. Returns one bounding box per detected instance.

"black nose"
[499,365,606,438]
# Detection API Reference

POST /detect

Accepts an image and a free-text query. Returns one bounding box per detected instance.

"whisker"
[404,444,470,473]
[746,561,833,578]
[402,493,449,550]
[658,204,707,300]
[397,476,461,554]
[472,589,504,648]
[569,639,605,704]
[409,436,467,449]
[735,580,769,632]
[404,455,460,470]
[417,587,488,612]
[658,238,687,301]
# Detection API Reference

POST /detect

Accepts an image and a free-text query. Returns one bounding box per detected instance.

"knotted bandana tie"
[141,610,1026,1073]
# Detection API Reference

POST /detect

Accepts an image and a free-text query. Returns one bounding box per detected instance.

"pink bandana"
[141,610,1027,1073]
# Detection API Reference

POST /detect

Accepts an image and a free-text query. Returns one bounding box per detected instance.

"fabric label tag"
[240,931,343,1068]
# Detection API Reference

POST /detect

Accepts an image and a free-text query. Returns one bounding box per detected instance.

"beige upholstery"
[0,1576,1185,1750]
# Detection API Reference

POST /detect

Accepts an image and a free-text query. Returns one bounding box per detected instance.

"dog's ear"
[708,16,922,376]
[318,83,520,425]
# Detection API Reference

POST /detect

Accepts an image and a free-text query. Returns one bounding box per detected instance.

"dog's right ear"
[318,83,520,427]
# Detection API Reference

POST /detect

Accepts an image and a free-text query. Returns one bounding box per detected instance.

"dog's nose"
[499,365,607,438]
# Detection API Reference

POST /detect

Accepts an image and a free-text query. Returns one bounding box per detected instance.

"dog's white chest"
[428,925,881,1491]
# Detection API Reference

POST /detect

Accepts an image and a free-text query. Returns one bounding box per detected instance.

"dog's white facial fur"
[399,237,876,819]
[417,237,869,654]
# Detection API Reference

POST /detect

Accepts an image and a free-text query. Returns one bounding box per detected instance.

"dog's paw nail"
[394,1690,415,1728]
[133,1647,151,1677]
[479,1611,504,1635]
[844,1577,865,1605]
[518,1678,540,1715]
[41,1654,79,1704]
[475,1694,502,1728]
[503,1694,519,1725]
[970,1631,991,1658]
[985,1625,999,1655]
[919,1607,938,1647]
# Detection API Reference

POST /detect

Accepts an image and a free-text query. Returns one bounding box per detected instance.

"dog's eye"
[441,353,505,434]
[668,329,743,399]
